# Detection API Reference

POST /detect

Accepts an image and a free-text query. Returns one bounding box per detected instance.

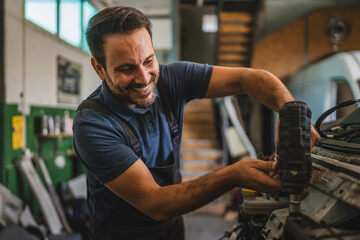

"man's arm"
[205,66,295,111]
[105,158,281,221]
[206,66,320,146]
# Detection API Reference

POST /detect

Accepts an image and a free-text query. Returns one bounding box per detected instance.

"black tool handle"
[278,101,312,194]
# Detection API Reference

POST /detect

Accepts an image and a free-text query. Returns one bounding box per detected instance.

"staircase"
[218,0,261,68]
[178,0,262,216]
[181,99,222,182]
[180,0,262,182]
[218,12,253,67]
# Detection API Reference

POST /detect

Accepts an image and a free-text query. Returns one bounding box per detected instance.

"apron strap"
[157,79,181,164]
[77,99,142,158]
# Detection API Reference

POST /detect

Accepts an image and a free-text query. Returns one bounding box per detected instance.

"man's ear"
[91,57,106,80]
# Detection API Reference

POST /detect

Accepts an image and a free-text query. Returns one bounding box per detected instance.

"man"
[73,6,320,240]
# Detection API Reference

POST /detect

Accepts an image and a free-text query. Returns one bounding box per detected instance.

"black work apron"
[89,132,184,240]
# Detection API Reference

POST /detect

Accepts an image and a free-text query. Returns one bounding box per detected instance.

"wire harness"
[315,98,360,139]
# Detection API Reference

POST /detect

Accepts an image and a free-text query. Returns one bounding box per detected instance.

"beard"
[126,76,157,108]
[108,74,158,108]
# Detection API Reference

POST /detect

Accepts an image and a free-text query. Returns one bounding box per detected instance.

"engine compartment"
[231,107,360,240]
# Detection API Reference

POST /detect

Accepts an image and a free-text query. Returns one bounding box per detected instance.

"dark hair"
[86,6,153,68]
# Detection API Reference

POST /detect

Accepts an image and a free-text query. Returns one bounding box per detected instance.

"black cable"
[315,99,360,138]
[347,132,360,142]
[327,128,360,139]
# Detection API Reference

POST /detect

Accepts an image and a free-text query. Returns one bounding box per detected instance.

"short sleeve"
[73,109,139,184]
[160,62,213,103]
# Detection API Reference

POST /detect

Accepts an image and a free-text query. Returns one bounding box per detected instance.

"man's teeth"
[133,85,151,92]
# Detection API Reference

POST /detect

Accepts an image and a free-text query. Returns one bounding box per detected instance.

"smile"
[133,84,151,92]
[132,84,152,96]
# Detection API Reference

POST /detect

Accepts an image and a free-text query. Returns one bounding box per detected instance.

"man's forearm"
[143,159,281,221]
[147,164,235,221]
[241,69,295,112]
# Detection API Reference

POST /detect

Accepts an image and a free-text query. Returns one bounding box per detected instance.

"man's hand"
[231,158,283,193]
[310,125,321,148]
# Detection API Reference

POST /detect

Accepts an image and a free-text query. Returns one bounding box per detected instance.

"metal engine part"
[233,107,360,240]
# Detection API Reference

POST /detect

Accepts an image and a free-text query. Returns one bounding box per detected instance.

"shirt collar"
[99,80,160,120]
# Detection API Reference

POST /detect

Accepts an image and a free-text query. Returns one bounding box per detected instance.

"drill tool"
[278,101,312,215]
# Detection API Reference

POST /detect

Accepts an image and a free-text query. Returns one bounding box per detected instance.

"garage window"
[25,0,97,53]
[59,0,81,47]
[25,0,57,34]
[82,1,97,52]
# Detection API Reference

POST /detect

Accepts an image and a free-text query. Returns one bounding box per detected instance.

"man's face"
[93,28,159,108]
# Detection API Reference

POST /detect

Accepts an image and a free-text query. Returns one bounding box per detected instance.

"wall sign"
[57,56,81,104]
[12,115,24,150]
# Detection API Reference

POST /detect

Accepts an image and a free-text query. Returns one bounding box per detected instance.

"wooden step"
[186,99,213,107]
[219,44,249,52]
[182,131,217,140]
[218,10,254,71]
[184,106,213,114]
[182,139,219,150]
[220,12,253,22]
[218,53,247,61]
[183,113,215,123]
[183,123,215,132]
[220,24,252,34]
[219,34,250,44]
[183,159,219,165]
[181,97,221,181]
[183,164,218,171]
[219,57,248,62]
[181,149,222,161]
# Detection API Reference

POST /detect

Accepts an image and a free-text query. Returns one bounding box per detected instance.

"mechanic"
[73,6,320,240]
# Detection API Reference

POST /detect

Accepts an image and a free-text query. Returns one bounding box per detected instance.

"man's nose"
[136,66,151,85]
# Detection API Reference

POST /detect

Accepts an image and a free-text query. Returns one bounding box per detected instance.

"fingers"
[268,175,284,191]
[255,171,283,192]
[269,170,278,177]
[268,155,279,177]
[236,158,283,192]
[311,125,320,148]
[256,159,277,172]
[276,119,280,144]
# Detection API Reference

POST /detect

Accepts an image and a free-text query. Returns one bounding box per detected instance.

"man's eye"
[145,59,153,65]
[120,66,132,72]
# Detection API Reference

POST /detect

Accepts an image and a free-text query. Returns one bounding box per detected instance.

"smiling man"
[92,27,159,108]
[73,6,320,240]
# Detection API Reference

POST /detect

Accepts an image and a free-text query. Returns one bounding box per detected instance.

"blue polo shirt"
[73,61,212,221]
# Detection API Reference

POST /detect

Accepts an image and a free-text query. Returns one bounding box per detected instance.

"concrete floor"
[184,213,238,240]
